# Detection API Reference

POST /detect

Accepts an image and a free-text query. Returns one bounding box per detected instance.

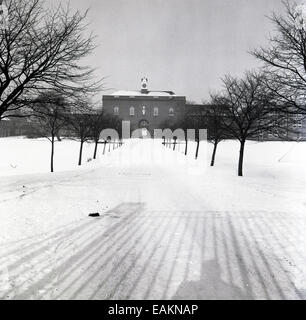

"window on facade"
[114,107,119,115]
[169,108,174,117]
[154,107,159,117]
[142,106,146,115]
[130,107,135,116]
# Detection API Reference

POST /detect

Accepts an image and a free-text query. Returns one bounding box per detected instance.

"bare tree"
[66,106,94,166]
[90,110,106,160]
[85,108,122,159]
[0,0,102,125]
[31,91,67,173]
[215,71,289,177]
[179,105,227,162]
[252,0,306,113]
[204,103,228,167]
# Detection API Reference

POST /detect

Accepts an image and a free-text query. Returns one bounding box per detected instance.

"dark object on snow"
[89,213,100,217]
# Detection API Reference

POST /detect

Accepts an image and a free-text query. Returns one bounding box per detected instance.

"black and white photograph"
[0,0,306,303]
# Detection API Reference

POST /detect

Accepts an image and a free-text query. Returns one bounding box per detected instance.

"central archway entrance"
[139,119,150,138]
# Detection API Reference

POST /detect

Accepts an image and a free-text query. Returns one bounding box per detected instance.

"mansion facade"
[102,78,186,135]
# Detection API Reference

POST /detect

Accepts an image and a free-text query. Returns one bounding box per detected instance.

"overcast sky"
[47,0,288,103]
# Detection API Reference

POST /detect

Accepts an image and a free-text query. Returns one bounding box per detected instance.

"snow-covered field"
[0,137,306,300]
[0,137,100,176]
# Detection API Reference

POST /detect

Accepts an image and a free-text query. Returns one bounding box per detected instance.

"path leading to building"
[0,139,305,300]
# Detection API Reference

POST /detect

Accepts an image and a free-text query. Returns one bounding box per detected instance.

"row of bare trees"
[181,71,299,177]
[29,91,121,173]
[185,1,306,177]
[211,72,297,176]
[0,0,114,173]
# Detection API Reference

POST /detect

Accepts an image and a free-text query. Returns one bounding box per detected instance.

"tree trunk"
[210,141,218,167]
[51,135,55,173]
[238,140,246,177]
[93,141,98,159]
[195,139,200,159]
[78,141,84,166]
[185,138,188,156]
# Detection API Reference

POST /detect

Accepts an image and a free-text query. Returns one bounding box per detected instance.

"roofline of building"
[109,90,177,95]
[102,95,186,101]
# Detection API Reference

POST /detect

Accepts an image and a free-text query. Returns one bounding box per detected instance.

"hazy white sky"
[47,0,288,102]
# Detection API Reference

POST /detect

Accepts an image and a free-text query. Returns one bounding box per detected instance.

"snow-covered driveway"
[0,139,305,300]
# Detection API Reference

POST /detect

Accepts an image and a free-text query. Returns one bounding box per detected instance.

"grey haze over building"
[46,0,290,103]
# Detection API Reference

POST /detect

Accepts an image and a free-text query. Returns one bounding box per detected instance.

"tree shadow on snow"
[1,202,147,300]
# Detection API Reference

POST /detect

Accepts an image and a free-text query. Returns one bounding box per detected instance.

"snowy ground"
[0,137,306,300]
